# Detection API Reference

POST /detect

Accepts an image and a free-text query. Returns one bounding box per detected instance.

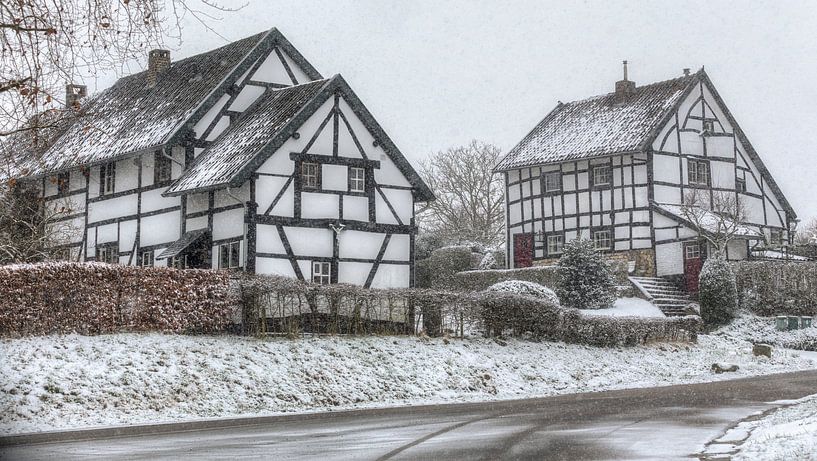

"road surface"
[2,370,816,460]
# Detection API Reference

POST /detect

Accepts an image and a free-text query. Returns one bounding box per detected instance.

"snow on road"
[732,395,817,460]
[2,327,816,435]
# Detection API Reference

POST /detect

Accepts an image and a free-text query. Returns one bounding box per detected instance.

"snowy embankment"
[2,326,816,435]
[732,395,817,460]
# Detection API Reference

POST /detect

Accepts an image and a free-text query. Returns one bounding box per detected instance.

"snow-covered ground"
[2,324,816,435]
[732,395,817,460]
[712,312,817,351]
[579,297,665,318]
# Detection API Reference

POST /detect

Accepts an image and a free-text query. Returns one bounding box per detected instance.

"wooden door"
[513,233,534,268]
[683,242,704,293]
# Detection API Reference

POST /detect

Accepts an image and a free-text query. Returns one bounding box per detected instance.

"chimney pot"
[65,84,87,109]
[683,68,691,76]
[614,60,636,102]
[147,49,171,87]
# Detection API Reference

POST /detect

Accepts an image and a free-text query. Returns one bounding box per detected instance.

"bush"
[485,280,560,305]
[699,255,738,326]
[555,239,616,309]
[731,261,817,316]
[415,245,475,288]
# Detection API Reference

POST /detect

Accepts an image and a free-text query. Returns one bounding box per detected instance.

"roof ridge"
[562,73,698,106]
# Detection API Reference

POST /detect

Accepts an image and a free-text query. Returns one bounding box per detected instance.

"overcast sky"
[93,0,817,224]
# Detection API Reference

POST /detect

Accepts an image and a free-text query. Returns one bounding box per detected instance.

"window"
[100,162,116,195]
[547,235,564,255]
[702,120,715,134]
[349,167,365,193]
[154,151,172,184]
[688,160,710,185]
[592,165,611,187]
[543,171,561,193]
[301,162,321,189]
[56,171,70,196]
[219,241,241,269]
[685,243,701,260]
[97,244,118,264]
[140,251,154,267]
[593,230,612,250]
[312,261,331,285]
[736,178,746,193]
[171,254,188,269]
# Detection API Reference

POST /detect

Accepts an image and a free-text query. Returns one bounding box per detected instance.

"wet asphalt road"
[2,370,816,461]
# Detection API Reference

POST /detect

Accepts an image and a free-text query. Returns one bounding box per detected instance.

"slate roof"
[12,32,268,178]
[167,79,330,194]
[156,229,209,259]
[495,73,698,171]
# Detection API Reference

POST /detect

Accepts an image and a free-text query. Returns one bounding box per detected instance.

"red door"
[513,233,534,268]
[683,242,704,293]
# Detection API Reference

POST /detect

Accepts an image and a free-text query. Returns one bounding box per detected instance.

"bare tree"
[679,188,750,255]
[418,140,505,248]
[0,0,243,173]
[795,218,817,246]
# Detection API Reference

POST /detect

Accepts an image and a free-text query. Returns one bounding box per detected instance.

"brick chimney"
[65,84,87,109]
[146,49,171,87]
[614,60,636,102]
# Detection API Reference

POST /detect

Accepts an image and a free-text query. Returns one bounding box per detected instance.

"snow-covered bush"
[485,280,560,305]
[555,239,616,309]
[699,255,738,326]
[731,261,817,316]
[0,263,236,336]
[415,245,475,288]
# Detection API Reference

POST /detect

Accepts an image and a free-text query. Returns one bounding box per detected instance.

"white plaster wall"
[255,224,286,254]
[256,176,294,216]
[338,262,371,285]
[87,195,138,224]
[322,164,347,191]
[653,153,679,183]
[229,85,266,112]
[378,189,412,224]
[193,93,230,138]
[141,188,178,213]
[338,231,385,259]
[187,193,209,213]
[383,234,410,261]
[212,208,244,241]
[371,264,410,289]
[256,257,297,277]
[186,216,208,231]
[251,51,293,85]
[706,136,735,158]
[284,227,332,257]
[118,220,137,253]
[140,211,180,246]
[302,193,339,219]
[343,196,368,222]
[205,116,230,142]
[214,183,249,208]
[96,223,118,244]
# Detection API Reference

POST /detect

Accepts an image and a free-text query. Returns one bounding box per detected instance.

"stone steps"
[629,276,694,317]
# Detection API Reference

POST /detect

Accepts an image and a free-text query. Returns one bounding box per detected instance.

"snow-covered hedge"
[0,263,236,336]
[485,280,560,305]
[415,245,475,288]
[454,260,628,293]
[700,256,738,326]
[731,261,817,316]
[475,291,700,346]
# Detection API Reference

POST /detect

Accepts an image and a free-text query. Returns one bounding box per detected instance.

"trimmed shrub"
[0,262,236,336]
[699,255,738,326]
[415,245,475,289]
[485,280,560,306]
[731,261,817,316]
[555,239,616,309]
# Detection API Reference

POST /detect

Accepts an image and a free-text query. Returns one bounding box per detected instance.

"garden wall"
[731,261,817,316]
[453,260,629,292]
[0,263,236,336]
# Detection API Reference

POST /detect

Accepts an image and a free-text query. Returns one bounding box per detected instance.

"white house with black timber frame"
[9,28,434,289]
[495,65,797,291]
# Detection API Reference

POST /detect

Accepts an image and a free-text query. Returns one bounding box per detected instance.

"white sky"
[92,0,817,224]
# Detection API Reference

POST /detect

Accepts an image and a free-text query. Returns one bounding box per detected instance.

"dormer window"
[302,162,321,190]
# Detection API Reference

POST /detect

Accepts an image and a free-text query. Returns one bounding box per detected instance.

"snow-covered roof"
[166,79,330,194]
[11,32,268,178]
[495,73,699,171]
[653,202,764,239]
[750,250,811,261]
[156,229,208,260]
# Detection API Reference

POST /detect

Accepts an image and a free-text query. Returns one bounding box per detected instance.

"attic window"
[56,171,70,196]
[688,160,710,186]
[543,171,561,193]
[592,165,611,187]
[736,177,746,193]
[100,162,116,195]
[702,120,715,134]
[154,151,172,184]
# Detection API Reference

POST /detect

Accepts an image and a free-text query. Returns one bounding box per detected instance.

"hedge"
[731,261,817,316]
[454,260,628,293]
[0,262,236,336]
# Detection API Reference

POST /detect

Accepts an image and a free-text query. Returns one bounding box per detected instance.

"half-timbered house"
[9,28,433,289]
[496,65,797,293]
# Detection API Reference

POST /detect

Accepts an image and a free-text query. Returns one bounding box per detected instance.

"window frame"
[593,229,612,251]
[218,241,241,269]
[546,234,564,256]
[301,162,321,190]
[97,243,119,264]
[684,242,701,260]
[140,251,154,267]
[735,177,746,193]
[543,171,562,193]
[592,164,612,188]
[100,162,116,195]
[56,171,70,196]
[702,120,715,134]
[312,261,331,285]
[348,166,366,193]
[170,254,188,270]
[688,159,710,186]
[154,151,173,185]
